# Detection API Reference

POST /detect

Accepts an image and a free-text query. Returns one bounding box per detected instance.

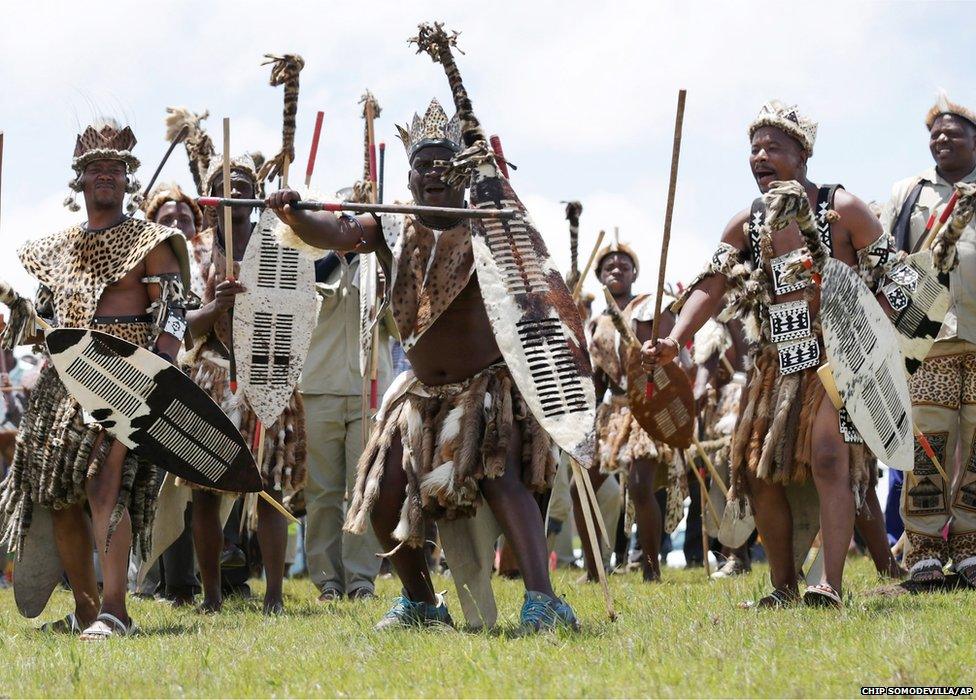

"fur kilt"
[344,364,559,548]
[0,322,158,559]
[595,395,687,533]
[730,344,869,505]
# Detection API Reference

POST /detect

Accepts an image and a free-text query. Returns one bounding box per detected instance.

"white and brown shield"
[233,209,317,427]
[468,182,596,467]
[879,250,950,376]
[821,258,913,470]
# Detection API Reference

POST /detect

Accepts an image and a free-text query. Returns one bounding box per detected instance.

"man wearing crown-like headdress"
[882,91,976,589]
[572,233,687,583]
[643,100,897,608]
[0,119,192,638]
[268,92,579,632]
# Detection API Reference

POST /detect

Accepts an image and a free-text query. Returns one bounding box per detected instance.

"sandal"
[739,588,798,609]
[37,613,81,634]
[80,613,137,641]
[954,558,976,589]
[909,559,945,585]
[803,583,843,608]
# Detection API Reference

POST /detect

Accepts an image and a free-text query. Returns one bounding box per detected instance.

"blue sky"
[0,0,972,303]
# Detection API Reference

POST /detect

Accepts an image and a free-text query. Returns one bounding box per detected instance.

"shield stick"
[305,111,324,188]
[647,90,687,399]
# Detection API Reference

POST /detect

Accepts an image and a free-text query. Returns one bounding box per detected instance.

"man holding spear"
[882,92,976,587]
[266,24,589,631]
[0,119,191,637]
[643,101,892,607]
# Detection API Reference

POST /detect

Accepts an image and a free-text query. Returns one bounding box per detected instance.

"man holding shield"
[0,120,190,637]
[642,101,890,607]
[882,92,976,587]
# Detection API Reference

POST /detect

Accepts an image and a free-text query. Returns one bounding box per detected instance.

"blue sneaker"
[375,593,454,631]
[519,591,580,633]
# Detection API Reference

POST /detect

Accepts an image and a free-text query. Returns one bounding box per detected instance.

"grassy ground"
[0,558,973,698]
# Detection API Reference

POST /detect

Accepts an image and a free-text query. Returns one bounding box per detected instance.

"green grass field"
[0,559,973,698]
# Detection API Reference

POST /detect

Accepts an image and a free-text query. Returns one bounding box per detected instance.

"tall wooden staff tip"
[574,230,606,301]
[647,89,687,399]
[305,111,324,189]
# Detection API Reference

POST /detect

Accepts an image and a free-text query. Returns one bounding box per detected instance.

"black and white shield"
[46,328,262,491]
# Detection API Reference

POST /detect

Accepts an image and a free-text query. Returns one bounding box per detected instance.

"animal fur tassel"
[165,106,215,196]
[564,200,583,290]
[933,182,976,273]
[258,53,305,182]
[0,281,38,349]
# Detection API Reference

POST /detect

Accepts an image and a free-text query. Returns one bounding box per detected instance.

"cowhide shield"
[46,328,262,491]
[821,258,913,470]
[786,480,820,575]
[233,209,317,427]
[718,496,755,549]
[603,291,694,449]
[13,505,63,618]
[467,176,596,467]
[879,251,951,376]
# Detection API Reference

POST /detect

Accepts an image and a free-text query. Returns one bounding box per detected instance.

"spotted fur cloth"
[0,322,157,559]
[344,364,559,548]
[180,241,306,507]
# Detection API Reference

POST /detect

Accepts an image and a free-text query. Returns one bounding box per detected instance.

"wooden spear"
[647,89,687,399]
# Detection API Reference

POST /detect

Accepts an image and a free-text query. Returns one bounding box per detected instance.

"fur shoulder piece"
[693,318,732,365]
[19,218,190,327]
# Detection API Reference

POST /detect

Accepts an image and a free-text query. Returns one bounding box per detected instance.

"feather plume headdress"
[748,100,818,156]
[64,118,142,212]
[925,89,976,130]
[594,228,640,279]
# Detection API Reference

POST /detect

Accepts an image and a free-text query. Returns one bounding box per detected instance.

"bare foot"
[263,597,284,616]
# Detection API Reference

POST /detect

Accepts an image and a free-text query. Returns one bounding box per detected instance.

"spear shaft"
[198,197,516,219]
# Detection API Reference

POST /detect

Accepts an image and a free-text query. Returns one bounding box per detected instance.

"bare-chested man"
[643,101,886,607]
[267,99,577,632]
[0,120,189,637]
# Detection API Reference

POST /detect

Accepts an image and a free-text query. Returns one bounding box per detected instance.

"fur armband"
[143,273,190,344]
[0,286,38,350]
[856,232,902,291]
[933,182,976,273]
[275,219,329,260]
[671,242,743,314]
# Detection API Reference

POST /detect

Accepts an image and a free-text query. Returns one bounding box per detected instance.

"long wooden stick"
[579,460,611,549]
[647,90,687,399]
[221,119,239,393]
[0,132,4,234]
[573,230,605,300]
[687,453,722,575]
[692,436,728,497]
[142,125,189,198]
[304,111,324,189]
[198,197,516,219]
[259,490,299,524]
[649,90,686,346]
[923,191,959,250]
[570,458,616,620]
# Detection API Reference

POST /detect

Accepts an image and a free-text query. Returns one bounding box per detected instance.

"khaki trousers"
[901,338,976,569]
[302,393,381,594]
